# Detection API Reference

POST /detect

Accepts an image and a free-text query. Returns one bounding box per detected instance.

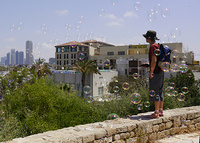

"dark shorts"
[149,71,164,102]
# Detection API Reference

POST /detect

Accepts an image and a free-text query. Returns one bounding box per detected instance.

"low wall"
[3,106,200,143]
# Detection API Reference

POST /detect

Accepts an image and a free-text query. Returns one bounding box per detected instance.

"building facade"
[26,40,34,65]
[19,51,24,65]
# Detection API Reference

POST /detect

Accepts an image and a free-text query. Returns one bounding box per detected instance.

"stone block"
[179,126,188,134]
[188,124,195,132]
[152,118,163,125]
[126,123,136,132]
[129,131,135,138]
[172,116,181,127]
[126,138,137,143]
[168,128,175,136]
[173,127,180,134]
[114,134,121,141]
[92,128,107,140]
[187,112,195,120]
[165,121,173,129]
[159,123,166,131]
[152,125,159,132]
[194,112,200,118]
[119,132,130,140]
[115,124,128,134]
[148,132,157,141]
[72,130,95,143]
[112,140,125,143]
[156,131,166,140]
[195,122,200,130]
[104,126,116,137]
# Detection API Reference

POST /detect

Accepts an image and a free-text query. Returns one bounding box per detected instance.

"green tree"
[30,58,52,79]
[73,59,101,98]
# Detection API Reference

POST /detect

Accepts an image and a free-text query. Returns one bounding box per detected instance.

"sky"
[0,0,200,62]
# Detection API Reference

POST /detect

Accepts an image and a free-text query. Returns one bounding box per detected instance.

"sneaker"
[159,109,164,117]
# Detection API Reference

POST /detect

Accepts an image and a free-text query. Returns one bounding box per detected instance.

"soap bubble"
[179,63,188,73]
[83,85,91,94]
[171,64,179,72]
[165,86,175,96]
[154,49,161,56]
[107,113,119,120]
[181,55,188,62]
[181,87,188,94]
[113,86,120,93]
[98,9,105,17]
[134,1,142,11]
[171,50,179,58]
[78,53,85,60]
[188,73,192,78]
[161,8,170,18]
[133,73,139,79]
[161,62,171,72]
[65,24,72,31]
[181,120,188,127]
[86,95,93,103]
[41,24,48,34]
[111,0,118,6]
[104,59,110,66]
[177,93,185,101]
[137,104,143,110]
[104,93,114,101]
[16,22,24,31]
[149,90,155,97]
[171,28,181,39]
[5,90,10,95]
[122,82,129,90]
[131,93,141,104]
[9,24,16,31]
[154,3,162,14]
[147,9,156,22]
[170,82,175,88]
[144,101,150,108]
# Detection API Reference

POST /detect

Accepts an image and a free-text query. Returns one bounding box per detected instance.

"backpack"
[157,43,172,68]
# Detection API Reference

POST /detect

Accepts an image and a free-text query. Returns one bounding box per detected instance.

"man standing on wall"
[143,30,164,118]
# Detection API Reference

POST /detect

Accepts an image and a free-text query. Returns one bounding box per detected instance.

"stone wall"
[3,106,200,143]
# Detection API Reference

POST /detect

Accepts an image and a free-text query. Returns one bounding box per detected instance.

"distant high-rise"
[11,49,15,66]
[26,40,34,65]
[15,51,19,65]
[0,57,6,65]
[19,51,24,65]
[6,52,11,66]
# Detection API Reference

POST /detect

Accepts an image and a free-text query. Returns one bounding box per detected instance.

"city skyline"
[0,0,200,61]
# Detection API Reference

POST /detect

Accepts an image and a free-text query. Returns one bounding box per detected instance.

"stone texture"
[152,125,159,132]
[113,134,120,141]
[148,132,157,141]
[159,123,166,131]
[165,121,173,129]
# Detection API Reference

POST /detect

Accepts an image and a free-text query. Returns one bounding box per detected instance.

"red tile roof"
[55,41,89,47]
[81,39,114,46]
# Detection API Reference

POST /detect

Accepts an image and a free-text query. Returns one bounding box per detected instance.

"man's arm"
[150,55,157,79]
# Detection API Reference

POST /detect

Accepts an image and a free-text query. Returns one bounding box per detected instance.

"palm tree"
[73,59,101,98]
[30,58,52,79]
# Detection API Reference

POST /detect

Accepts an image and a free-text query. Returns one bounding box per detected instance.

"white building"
[51,70,118,99]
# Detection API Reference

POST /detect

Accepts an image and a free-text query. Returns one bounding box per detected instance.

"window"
[67,60,68,64]
[173,58,176,63]
[57,54,59,59]
[74,54,76,59]
[74,60,76,64]
[64,54,66,59]
[60,61,61,65]
[71,46,77,52]
[57,47,61,52]
[67,54,68,59]
[71,54,73,59]
[64,60,66,65]
[98,87,103,96]
[107,52,114,55]
[64,47,69,52]
[57,61,59,65]
[118,51,125,55]
[60,54,61,59]
[79,46,82,51]
[71,60,73,65]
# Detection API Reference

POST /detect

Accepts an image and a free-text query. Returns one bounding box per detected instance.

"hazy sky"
[0,0,199,61]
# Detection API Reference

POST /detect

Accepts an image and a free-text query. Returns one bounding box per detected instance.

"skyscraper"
[11,49,15,66]
[19,51,24,65]
[6,52,11,66]
[26,40,34,65]
[15,51,19,65]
